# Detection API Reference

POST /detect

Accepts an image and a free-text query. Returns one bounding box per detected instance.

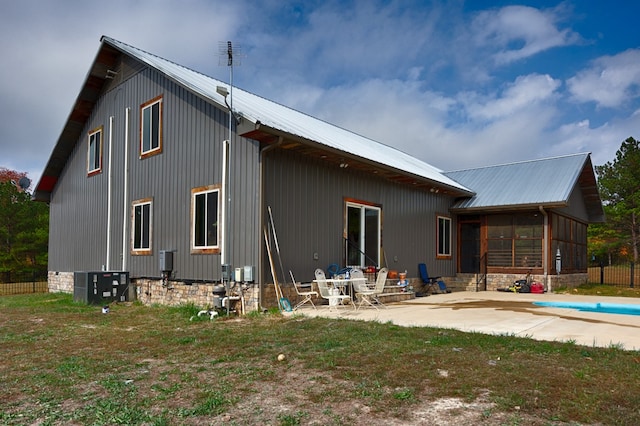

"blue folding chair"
[418,263,450,294]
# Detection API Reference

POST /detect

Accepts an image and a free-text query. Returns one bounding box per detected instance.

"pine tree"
[595,137,640,263]
[0,169,49,281]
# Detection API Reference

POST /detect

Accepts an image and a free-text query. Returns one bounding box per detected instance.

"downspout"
[258,135,282,311]
[220,138,229,265]
[106,116,114,270]
[121,107,130,272]
[539,206,549,291]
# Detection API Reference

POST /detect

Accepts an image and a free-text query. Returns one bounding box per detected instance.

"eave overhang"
[239,121,475,197]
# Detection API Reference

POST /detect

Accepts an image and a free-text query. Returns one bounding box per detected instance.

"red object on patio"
[530,282,544,294]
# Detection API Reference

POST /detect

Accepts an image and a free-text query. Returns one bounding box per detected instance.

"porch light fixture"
[216,85,228,98]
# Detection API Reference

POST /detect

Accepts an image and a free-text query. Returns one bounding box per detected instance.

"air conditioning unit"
[74,271,130,304]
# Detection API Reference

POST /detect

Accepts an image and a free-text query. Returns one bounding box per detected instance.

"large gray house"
[35,36,604,310]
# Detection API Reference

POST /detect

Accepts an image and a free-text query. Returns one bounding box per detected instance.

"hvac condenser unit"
[73,271,130,304]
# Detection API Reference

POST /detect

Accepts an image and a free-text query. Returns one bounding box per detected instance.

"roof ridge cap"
[446,152,591,173]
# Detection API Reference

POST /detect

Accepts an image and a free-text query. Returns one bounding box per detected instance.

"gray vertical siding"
[49,58,260,281]
[556,186,589,222]
[263,149,456,284]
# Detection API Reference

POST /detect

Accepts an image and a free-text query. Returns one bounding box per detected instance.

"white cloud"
[0,0,638,183]
[461,74,561,121]
[471,5,581,65]
[551,111,640,167]
[567,48,640,108]
[275,75,562,171]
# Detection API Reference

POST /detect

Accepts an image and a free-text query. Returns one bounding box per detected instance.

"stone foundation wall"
[486,273,588,292]
[47,271,74,294]
[545,273,589,291]
[133,278,260,313]
[48,270,589,310]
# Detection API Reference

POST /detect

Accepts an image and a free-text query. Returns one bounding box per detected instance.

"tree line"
[590,137,640,265]
[0,168,49,281]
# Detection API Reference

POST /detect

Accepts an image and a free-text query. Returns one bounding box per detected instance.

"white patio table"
[313,277,367,302]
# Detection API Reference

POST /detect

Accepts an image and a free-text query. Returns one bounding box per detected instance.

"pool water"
[534,301,640,316]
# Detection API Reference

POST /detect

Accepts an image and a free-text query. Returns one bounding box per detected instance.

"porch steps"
[376,291,415,303]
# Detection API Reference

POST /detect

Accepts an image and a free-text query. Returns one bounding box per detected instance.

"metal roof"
[98,36,473,195]
[444,153,605,222]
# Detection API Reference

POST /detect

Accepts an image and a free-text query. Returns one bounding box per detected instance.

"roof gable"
[444,153,605,223]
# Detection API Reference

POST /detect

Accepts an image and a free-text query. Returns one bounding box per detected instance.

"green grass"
[1,293,639,424]
[557,281,640,297]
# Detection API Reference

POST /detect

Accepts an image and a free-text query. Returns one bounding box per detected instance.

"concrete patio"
[296,291,640,351]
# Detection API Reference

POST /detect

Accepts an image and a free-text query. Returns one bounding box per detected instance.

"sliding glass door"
[346,202,380,267]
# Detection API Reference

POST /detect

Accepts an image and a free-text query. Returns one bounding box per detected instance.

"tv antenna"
[218,41,242,67]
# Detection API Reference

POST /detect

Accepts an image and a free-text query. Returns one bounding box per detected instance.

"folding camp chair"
[418,263,441,294]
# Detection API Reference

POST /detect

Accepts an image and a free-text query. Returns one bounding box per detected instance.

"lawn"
[1,293,639,425]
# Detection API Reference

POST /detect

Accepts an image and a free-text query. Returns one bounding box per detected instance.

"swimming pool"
[534,301,640,316]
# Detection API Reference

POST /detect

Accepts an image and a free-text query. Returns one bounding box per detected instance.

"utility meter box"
[234,267,243,282]
[159,250,173,273]
[221,264,232,281]
[74,271,130,304]
[243,265,255,282]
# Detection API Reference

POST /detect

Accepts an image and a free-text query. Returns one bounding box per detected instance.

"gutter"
[539,206,549,291]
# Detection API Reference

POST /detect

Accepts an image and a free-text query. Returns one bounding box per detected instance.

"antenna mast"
[217,41,241,310]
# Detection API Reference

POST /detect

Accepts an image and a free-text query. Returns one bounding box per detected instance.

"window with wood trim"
[191,185,220,253]
[437,215,452,258]
[131,198,152,254]
[87,126,103,175]
[140,95,163,158]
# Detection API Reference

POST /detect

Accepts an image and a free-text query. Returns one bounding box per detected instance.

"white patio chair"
[371,267,389,308]
[348,268,364,299]
[315,268,350,310]
[353,278,378,310]
[349,268,364,279]
[289,270,318,310]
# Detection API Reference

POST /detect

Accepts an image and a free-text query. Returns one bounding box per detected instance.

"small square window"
[87,126,103,175]
[140,96,163,158]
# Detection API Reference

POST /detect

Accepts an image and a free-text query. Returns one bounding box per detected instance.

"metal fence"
[588,263,637,288]
[0,270,48,296]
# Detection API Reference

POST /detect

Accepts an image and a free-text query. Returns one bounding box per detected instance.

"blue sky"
[1,0,639,185]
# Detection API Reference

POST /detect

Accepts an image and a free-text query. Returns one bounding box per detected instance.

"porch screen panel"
[551,214,588,272]
[514,215,542,267]
[487,214,543,268]
[487,215,513,266]
[488,239,512,266]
